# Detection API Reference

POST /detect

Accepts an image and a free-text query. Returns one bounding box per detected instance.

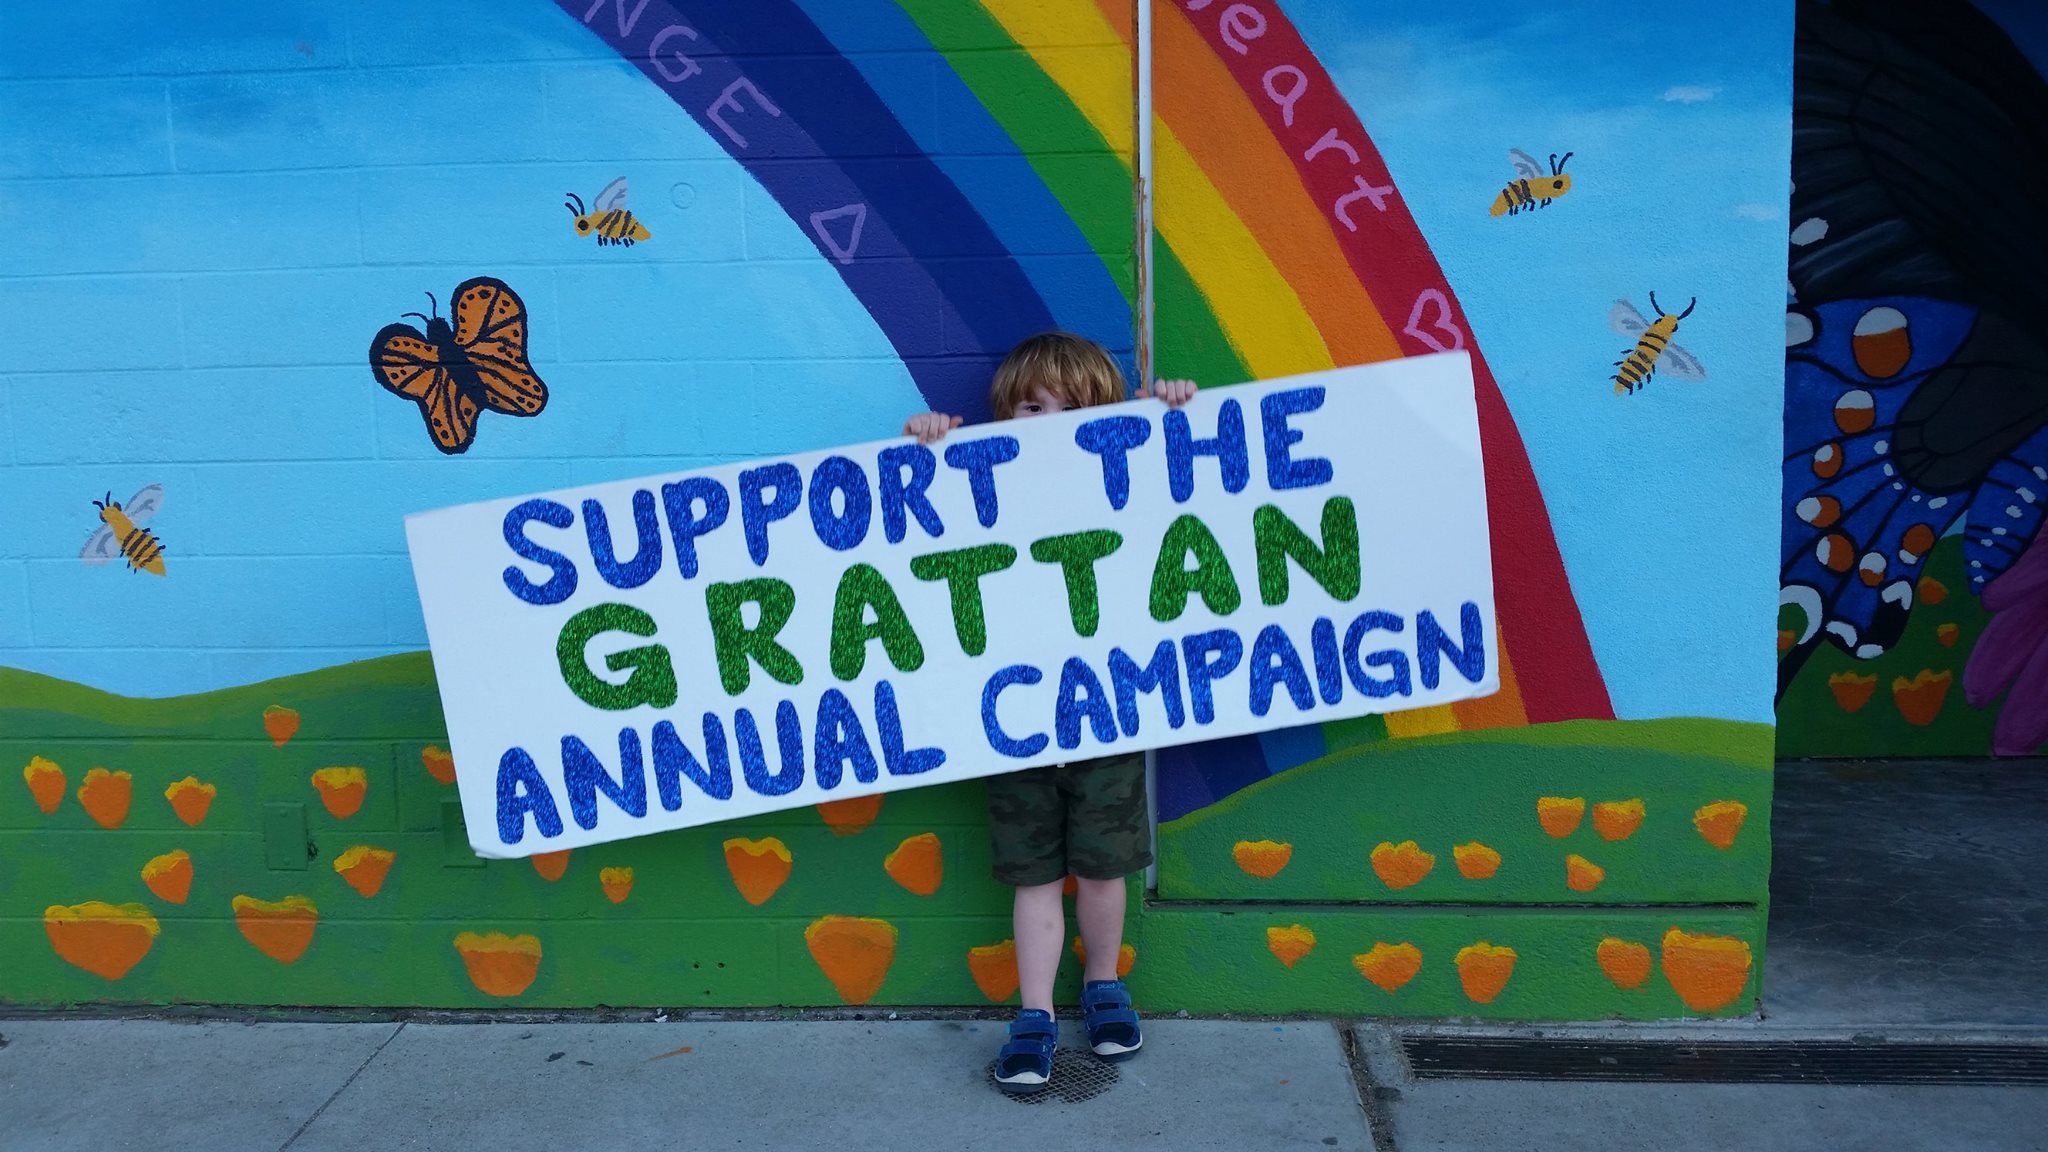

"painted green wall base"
[3,655,1761,1019]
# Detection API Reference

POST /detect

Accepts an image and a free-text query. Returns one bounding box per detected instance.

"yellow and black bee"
[1610,294,1706,395]
[565,177,650,248]
[81,485,167,576]
[1491,149,1573,216]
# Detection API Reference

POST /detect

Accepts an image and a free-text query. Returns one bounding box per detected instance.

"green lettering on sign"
[556,602,678,710]
[831,563,926,680]
[705,578,804,696]
[1150,513,1241,622]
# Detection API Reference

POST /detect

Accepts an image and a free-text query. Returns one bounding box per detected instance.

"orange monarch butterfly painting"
[369,277,549,454]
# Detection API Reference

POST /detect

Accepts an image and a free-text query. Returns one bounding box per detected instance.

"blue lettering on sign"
[502,498,579,605]
[1108,641,1185,737]
[1182,628,1245,724]
[584,490,664,590]
[981,664,1048,758]
[813,687,880,789]
[1248,623,1314,717]
[807,454,873,552]
[1260,387,1334,490]
[877,443,945,544]
[661,476,730,580]
[738,462,802,566]
[562,728,650,830]
[1054,656,1117,749]
[1074,415,1152,511]
[651,716,734,808]
[1418,602,1488,689]
[1164,399,1249,503]
[496,745,564,844]
[942,436,1021,528]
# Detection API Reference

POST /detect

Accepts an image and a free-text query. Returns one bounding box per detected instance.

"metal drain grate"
[987,1047,1122,1104]
[1401,1037,2048,1086]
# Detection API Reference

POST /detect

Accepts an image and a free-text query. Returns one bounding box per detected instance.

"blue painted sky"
[1280,0,1793,724]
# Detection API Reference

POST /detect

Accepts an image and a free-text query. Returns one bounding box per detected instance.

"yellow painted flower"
[884,833,943,896]
[44,902,159,980]
[1267,925,1316,969]
[1827,670,1878,713]
[1455,942,1517,1004]
[1452,841,1500,879]
[1232,839,1294,879]
[1592,799,1644,841]
[1352,942,1422,993]
[805,916,898,1004]
[1597,937,1653,990]
[1891,669,1952,727]
[454,931,543,997]
[333,846,396,898]
[1369,840,1435,890]
[23,756,65,815]
[77,768,133,829]
[164,776,217,827]
[967,939,1019,1003]
[1536,796,1584,838]
[600,866,635,904]
[310,766,367,820]
[421,746,457,785]
[1565,854,1606,893]
[232,895,319,964]
[1693,801,1748,850]
[141,850,193,904]
[1661,928,1753,1012]
[723,837,793,906]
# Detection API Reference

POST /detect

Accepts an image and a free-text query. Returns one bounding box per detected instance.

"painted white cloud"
[1662,85,1719,103]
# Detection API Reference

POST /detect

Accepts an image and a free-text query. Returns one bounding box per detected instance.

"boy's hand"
[903,411,964,444]
[1138,378,1198,407]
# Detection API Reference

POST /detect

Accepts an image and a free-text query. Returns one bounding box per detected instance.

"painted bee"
[1491,149,1573,216]
[82,485,167,576]
[565,177,650,248]
[1610,293,1705,395]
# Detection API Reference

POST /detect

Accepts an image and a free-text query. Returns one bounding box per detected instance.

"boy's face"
[1010,385,1071,419]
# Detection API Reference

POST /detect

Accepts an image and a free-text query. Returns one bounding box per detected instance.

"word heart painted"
[406,353,1498,857]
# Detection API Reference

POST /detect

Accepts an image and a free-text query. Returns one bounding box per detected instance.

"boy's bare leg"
[1014,879,1066,1013]
[1074,876,1127,983]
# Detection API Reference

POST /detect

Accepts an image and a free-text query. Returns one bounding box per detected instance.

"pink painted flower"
[1964,533,2048,755]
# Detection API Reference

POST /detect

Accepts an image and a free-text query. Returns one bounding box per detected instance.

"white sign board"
[406,352,1497,857]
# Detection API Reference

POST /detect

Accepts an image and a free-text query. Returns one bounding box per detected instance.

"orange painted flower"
[1267,925,1316,969]
[421,746,457,785]
[1936,623,1960,648]
[1776,629,1795,654]
[1352,942,1422,993]
[333,846,396,898]
[1537,796,1584,838]
[1452,842,1501,879]
[723,837,793,906]
[72,768,135,830]
[884,832,944,896]
[44,902,159,980]
[1918,576,1948,605]
[1597,937,1653,990]
[1892,669,1952,727]
[1232,839,1293,879]
[816,794,884,836]
[1063,874,1079,897]
[164,776,216,827]
[232,895,319,964]
[1827,671,1878,713]
[1592,799,1644,842]
[1565,854,1606,893]
[1071,937,1137,978]
[600,866,635,904]
[1661,928,1753,1012]
[310,767,367,819]
[1455,942,1518,1004]
[1369,840,1435,890]
[1692,801,1748,850]
[262,704,300,747]
[454,931,543,997]
[805,916,898,1004]
[141,850,193,904]
[530,849,571,882]
[23,756,65,815]
[967,939,1020,1003]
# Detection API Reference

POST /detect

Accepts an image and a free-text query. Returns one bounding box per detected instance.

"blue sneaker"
[993,1009,1057,1093]
[1081,979,1142,1060]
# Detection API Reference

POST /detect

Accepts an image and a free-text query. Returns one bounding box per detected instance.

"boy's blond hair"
[989,332,1126,418]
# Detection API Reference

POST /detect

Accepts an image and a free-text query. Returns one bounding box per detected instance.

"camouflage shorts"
[984,753,1152,887]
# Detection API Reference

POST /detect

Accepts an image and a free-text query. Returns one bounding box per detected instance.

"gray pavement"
[0,1017,1374,1152]
[7,1015,2048,1151]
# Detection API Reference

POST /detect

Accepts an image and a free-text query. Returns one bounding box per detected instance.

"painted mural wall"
[1,0,1788,1019]
[1775,0,2048,759]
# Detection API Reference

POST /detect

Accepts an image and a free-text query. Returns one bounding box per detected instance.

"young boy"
[902,332,1197,1092]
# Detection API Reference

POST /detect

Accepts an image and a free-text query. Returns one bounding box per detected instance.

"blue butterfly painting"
[1778,0,2048,743]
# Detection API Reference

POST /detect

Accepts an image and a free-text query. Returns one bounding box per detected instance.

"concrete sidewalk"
[0,1017,1374,1152]
[4,1016,2046,1151]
